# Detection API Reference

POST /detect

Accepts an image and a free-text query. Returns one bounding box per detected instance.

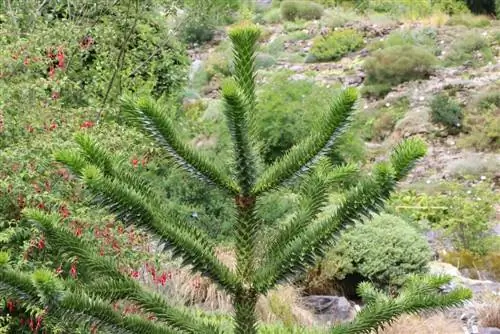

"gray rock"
[302,296,357,325]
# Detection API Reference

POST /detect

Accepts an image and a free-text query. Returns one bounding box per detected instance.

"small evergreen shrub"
[255,53,277,69]
[389,181,498,254]
[430,93,464,134]
[280,0,324,21]
[255,71,365,164]
[310,29,364,62]
[446,13,491,27]
[363,45,437,98]
[318,214,432,289]
[444,33,491,66]
[368,28,438,54]
[432,0,470,15]
[354,97,409,142]
[459,89,500,151]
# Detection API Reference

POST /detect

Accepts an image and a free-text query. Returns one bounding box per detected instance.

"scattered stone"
[302,296,358,325]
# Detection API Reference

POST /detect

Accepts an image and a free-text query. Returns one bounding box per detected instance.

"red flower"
[44,180,51,192]
[57,48,65,68]
[55,265,63,275]
[37,202,45,210]
[75,227,82,237]
[48,66,55,79]
[80,120,94,129]
[131,271,140,279]
[59,205,70,218]
[131,158,139,168]
[157,272,168,286]
[6,300,15,313]
[70,262,77,278]
[37,238,45,250]
[23,57,30,66]
[49,122,58,130]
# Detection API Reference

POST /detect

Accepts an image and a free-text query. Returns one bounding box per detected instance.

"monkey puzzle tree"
[0,23,470,333]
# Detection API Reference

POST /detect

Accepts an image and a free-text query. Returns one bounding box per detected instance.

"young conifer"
[0,23,471,333]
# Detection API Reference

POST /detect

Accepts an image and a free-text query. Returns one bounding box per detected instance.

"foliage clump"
[309,29,364,62]
[389,182,498,254]
[459,88,500,151]
[444,33,492,67]
[362,45,437,98]
[430,93,464,134]
[280,0,324,21]
[254,71,365,164]
[319,214,432,289]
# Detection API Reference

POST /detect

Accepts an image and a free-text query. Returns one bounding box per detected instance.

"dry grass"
[378,313,463,334]
[477,294,500,328]
[420,12,450,27]
[142,247,316,325]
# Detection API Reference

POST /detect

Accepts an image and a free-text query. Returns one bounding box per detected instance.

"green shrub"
[320,214,432,288]
[432,0,470,15]
[446,13,491,27]
[280,0,324,21]
[205,52,232,79]
[370,0,432,18]
[459,89,500,151]
[254,71,365,164]
[260,7,282,23]
[363,45,437,98]
[430,93,464,134]
[255,53,277,69]
[368,28,438,53]
[310,29,364,62]
[389,182,499,254]
[353,97,409,142]
[444,33,491,66]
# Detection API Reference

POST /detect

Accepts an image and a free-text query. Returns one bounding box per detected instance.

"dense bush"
[280,0,324,21]
[389,182,499,254]
[446,13,491,27]
[432,0,470,15]
[459,89,500,151]
[368,28,438,53]
[310,214,432,292]
[178,0,240,43]
[430,93,464,134]
[362,45,437,98]
[309,29,364,62]
[444,33,492,67]
[353,97,409,142]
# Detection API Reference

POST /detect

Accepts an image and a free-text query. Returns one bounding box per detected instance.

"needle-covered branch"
[253,88,358,195]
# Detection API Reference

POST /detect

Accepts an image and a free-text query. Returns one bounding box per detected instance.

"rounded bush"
[280,1,324,21]
[322,214,432,288]
[363,45,437,97]
[430,93,464,134]
[310,29,364,62]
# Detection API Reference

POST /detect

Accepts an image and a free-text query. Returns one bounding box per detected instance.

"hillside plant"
[430,93,464,134]
[459,88,500,151]
[306,214,432,295]
[0,23,471,334]
[362,45,437,98]
[280,1,324,21]
[309,29,364,62]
